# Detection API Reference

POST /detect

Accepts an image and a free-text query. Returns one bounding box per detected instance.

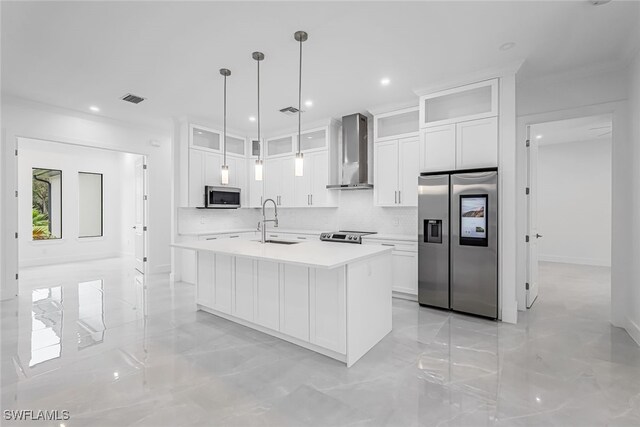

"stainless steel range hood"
[327,113,373,190]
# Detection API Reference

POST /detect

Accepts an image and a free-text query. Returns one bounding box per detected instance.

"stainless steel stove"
[319,230,377,244]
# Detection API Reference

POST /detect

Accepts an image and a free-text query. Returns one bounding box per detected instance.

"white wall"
[1,98,172,299]
[537,139,611,266]
[628,50,640,345]
[17,138,138,267]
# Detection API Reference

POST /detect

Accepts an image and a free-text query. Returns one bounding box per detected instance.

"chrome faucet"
[257,198,278,243]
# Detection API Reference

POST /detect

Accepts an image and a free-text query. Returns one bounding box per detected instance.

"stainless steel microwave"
[204,186,241,209]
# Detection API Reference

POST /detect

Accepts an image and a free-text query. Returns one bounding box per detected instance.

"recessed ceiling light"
[305,100,313,107]
[307,136,313,139]
[499,42,516,51]
[380,77,391,86]
[536,134,543,140]
[249,116,256,122]
[89,106,100,112]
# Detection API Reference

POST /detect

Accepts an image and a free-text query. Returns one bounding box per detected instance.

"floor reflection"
[77,279,105,350]
[30,286,63,367]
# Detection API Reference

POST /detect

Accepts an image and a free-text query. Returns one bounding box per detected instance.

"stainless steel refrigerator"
[418,169,498,319]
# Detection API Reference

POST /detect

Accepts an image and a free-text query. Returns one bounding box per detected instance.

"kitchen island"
[172,238,392,367]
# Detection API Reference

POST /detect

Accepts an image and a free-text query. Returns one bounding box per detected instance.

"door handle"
[308,194,310,205]
[398,190,401,204]
[394,191,397,204]
[310,194,313,205]
[536,233,543,238]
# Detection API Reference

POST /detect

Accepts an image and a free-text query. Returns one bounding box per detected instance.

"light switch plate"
[393,217,400,227]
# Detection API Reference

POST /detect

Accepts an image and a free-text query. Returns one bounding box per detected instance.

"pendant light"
[294,31,308,177]
[253,52,265,181]
[220,68,231,185]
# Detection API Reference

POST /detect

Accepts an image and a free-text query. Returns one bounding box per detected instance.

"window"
[78,172,103,238]
[32,168,62,240]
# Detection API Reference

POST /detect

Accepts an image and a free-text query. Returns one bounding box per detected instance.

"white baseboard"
[538,254,610,267]
[392,290,418,302]
[19,251,122,268]
[625,316,640,346]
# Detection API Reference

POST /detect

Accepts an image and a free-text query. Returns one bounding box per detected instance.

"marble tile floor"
[1,258,639,426]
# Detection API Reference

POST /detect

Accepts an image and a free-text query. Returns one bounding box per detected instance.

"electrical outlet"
[393,217,400,227]
[200,216,205,224]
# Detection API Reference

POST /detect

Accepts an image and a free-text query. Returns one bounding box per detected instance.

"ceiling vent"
[121,93,146,104]
[279,106,303,116]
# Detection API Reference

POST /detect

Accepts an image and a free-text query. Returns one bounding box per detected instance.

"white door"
[398,137,420,207]
[420,124,456,172]
[134,157,147,274]
[374,140,399,206]
[526,126,540,308]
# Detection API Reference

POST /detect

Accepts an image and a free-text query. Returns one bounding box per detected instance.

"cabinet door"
[310,268,346,354]
[264,159,280,202]
[255,261,280,331]
[279,156,295,207]
[228,156,247,207]
[188,150,205,207]
[294,162,312,207]
[398,138,420,207]
[310,151,331,207]
[374,140,399,206]
[248,159,264,208]
[213,255,233,314]
[196,251,214,307]
[392,251,418,295]
[420,124,456,172]
[234,257,254,321]
[280,264,310,341]
[204,153,222,186]
[456,117,498,169]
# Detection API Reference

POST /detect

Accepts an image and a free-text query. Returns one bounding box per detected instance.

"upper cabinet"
[374,107,419,141]
[266,135,294,158]
[190,124,222,152]
[420,79,498,128]
[374,137,419,207]
[298,127,328,152]
[225,135,246,156]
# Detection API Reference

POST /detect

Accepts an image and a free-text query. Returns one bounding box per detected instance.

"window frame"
[31,167,63,241]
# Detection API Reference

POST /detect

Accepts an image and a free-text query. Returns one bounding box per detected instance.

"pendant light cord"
[297,37,302,154]
[257,59,261,160]
[223,74,227,166]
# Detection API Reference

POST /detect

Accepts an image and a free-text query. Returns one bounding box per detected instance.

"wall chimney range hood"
[327,113,373,190]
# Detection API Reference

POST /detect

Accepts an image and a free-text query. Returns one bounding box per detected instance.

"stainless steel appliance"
[418,169,498,319]
[203,186,241,209]
[320,230,376,244]
[326,113,373,190]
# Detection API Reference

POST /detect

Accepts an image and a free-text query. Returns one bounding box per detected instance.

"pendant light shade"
[294,30,308,177]
[220,68,231,185]
[253,51,265,181]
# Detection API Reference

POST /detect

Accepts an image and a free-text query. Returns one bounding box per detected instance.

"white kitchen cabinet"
[298,127,328,152]
[255,261,280,331]
[455,117,498,169]
[196,251,214,306]
[374,107,419,141]
[234,257,255,322]
[265,156,295,207]
[190,124,222,152]
[280,264,310,341]
[419,118,498,173]
[374,137,419,207]
[374,140,398,206]
[213,254,233,314]
[204,152,222,186]
[266,135,294,158]
[189,149,206,207]
[294,150,335,207]
[392,251,418,295]
[420,79,498,128]
[226,155,247,207]
[310,268,346,354]
[420,124,456,173]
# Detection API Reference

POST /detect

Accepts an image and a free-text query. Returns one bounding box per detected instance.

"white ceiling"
[2,1,639,134]
[532,114,612,146]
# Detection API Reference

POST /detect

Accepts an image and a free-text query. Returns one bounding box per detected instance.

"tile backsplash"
[178,191,417,236]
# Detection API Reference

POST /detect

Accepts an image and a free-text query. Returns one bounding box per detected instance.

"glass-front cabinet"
[374,107,419,141]
[298,128,327,152]
[420,79,498,128]
[189,124,221,151]
[225,135,246,156]
[266,135,294,157]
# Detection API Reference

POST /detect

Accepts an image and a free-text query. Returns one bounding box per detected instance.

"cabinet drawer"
[363,240,417,252]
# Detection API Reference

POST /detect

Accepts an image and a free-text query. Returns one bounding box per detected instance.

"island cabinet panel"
[197,252,214,307]
[310,268,346,354]
[280,265,310,341]
[213,255,233,314]
[255,261,280,331]
[234,257,255,322]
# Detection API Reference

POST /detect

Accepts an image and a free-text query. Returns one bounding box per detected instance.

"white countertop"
[362,233,417,242]
[178,228,324,237]
[171,239,392,269]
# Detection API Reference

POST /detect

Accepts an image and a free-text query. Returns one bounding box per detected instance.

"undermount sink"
[255,239,300,245]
